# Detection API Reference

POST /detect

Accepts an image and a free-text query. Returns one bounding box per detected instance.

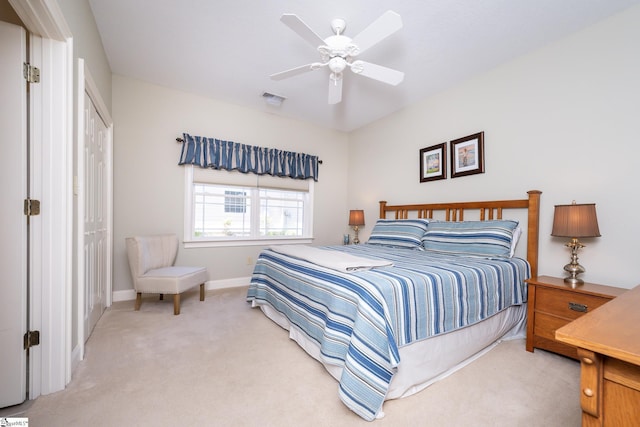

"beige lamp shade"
[551,203,601,238]
[349,210,365,226]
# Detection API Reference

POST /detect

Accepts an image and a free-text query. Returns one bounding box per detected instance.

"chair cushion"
[136,266,208,295]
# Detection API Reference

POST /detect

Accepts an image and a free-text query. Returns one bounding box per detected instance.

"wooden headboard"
[379,190,542,277]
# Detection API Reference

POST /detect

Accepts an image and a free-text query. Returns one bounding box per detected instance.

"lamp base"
[563,238,586,288]
[563,276,584,288]
[563,263,585,288]
[352,225,360,245]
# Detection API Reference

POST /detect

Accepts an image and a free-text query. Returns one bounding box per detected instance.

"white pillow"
[510,226,522,257]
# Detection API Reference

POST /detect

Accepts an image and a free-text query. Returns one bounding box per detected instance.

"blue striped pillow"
[366,219,430,249]
[421,220,519,258]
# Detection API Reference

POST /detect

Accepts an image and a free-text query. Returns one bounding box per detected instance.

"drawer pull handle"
[569,302,588,312]
[583,388,594,397]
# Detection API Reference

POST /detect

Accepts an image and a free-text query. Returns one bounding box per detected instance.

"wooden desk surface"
[556,284,640,366]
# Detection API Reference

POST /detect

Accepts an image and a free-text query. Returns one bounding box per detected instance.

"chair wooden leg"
[135,292,142,311]
[200,283,205,301]
[173,294,180,315]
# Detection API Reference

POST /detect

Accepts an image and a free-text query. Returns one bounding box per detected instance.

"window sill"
[183,237,314,248]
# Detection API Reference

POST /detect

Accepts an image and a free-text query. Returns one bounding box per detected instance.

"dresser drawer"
[536,287,611,320]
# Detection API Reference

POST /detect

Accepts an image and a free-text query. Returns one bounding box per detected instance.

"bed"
[246,190,541,421]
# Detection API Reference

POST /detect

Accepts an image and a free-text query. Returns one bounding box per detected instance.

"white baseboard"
[206,276,251,290]
[112,289,136,302]
[70,343,82,371]
[112,276,251,302]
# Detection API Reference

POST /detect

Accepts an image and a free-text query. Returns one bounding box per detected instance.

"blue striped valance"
[178,133,319,181]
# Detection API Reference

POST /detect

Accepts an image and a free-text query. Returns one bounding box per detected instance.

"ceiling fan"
[270,10,405,104]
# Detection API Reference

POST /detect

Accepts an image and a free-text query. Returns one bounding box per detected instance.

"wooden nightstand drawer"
[533,312,571,341]
[536,287,610,320]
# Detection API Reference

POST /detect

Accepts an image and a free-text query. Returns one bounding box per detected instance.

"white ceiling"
[88,0,639,132]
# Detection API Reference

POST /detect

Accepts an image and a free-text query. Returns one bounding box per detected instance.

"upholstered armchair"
[125,234,208,315]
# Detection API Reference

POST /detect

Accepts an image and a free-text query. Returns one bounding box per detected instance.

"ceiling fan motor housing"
[320,35,359,61]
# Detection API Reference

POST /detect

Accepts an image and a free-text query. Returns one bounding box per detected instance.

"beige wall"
[112,75,350,292]
[349,5,640,288]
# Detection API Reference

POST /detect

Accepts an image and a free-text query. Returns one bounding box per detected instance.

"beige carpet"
[22,287,581,426]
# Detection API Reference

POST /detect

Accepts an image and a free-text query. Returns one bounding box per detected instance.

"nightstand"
[525,275,626,359]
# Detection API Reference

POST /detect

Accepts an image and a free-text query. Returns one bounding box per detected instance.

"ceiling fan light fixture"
[262,92,286,107]
[328,57,347,74]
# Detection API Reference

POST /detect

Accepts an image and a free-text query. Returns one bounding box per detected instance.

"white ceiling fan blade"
[351,10,403,55]
[270,63,319,80]
[328,74,343,104]
[351,60,404,86]
[280,14,326,48]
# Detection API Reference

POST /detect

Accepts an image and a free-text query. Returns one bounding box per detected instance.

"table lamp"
[349,210,365,244]
[551,201,601,286]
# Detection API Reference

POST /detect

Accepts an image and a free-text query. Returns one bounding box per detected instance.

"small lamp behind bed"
[349,210,365,244]
[551,201,601,287]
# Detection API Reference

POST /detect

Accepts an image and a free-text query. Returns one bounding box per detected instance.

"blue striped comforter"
[246,244,529,421]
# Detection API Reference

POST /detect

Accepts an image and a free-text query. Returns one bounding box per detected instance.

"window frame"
[183,166,314,248]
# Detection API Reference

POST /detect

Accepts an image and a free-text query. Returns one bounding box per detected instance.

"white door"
[84,91,108,341]
[0,21,28,408]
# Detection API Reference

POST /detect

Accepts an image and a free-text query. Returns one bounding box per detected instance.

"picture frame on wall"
[450,132,484,178]
[419,142,447,182]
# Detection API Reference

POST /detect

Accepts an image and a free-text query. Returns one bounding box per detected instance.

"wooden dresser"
[526,276,626,359]
[556,284,640,426]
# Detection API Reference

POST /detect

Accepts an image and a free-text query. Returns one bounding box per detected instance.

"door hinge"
[24,198,41,216]
[23,62,40,83]
[24,330,40,350]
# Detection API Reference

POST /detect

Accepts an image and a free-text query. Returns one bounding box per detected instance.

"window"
[259,187,306,237]
[185,166,313,246]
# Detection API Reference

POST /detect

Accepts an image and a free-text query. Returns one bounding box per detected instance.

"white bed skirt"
[257,302,527,401]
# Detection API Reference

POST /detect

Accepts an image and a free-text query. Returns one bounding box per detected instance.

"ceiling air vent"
[262,92,286,107]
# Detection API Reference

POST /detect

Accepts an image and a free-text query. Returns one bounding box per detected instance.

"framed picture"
[419,142,447,182]
[450,132,484,178]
